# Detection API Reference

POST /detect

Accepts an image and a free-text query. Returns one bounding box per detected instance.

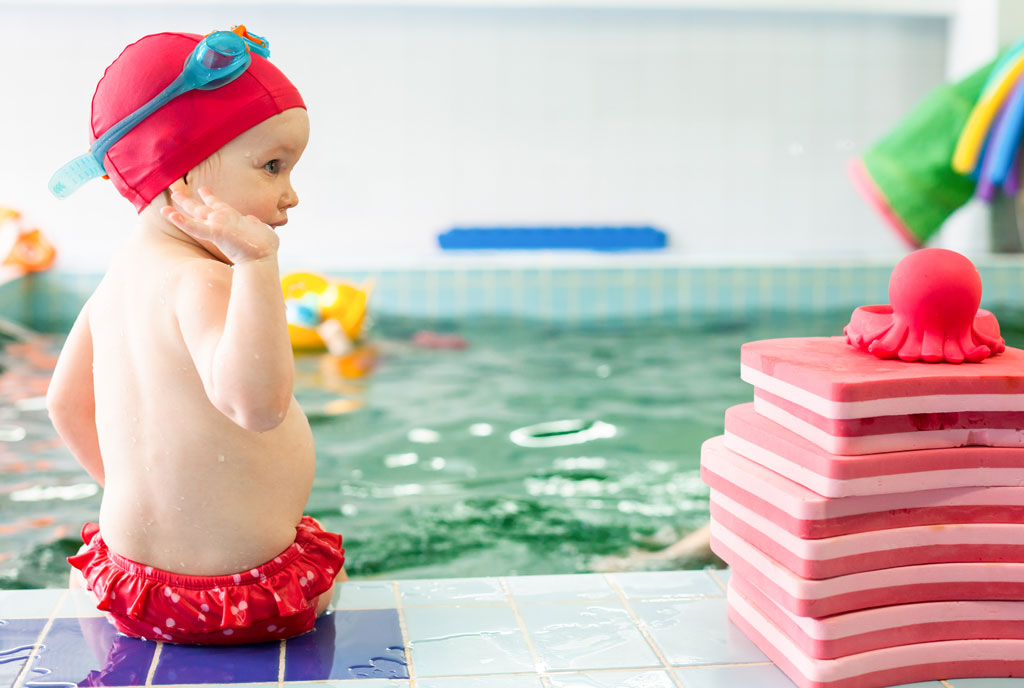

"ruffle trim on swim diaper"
[68,516,344,644]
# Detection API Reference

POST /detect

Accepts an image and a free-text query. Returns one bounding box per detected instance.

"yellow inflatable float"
[282,272,372,354]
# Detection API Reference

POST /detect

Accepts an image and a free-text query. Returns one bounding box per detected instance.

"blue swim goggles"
[49,26,270,199]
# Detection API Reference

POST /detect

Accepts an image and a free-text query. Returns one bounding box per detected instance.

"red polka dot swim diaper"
[68,516,344,644]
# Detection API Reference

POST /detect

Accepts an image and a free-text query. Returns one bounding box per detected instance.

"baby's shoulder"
[174,254,233,281]
[167,256,233,301]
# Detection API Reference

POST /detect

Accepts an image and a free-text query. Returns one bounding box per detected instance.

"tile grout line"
[603,573,686,688]
[278,639,287,685]
[144,641,163,687]
[392,580,418,687]
[12,589,68,688]
[498,576,552,688]
[705,568,728,594]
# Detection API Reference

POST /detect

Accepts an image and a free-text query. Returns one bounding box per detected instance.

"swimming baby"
[46,27,345,644]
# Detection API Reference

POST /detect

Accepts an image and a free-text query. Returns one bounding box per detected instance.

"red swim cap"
[90,32,305,213]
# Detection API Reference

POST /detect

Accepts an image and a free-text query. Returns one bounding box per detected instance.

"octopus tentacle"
[920,328,945,363]
[971,323,1005,355]
[942,334,966,364]
[959,328,991,363]
[847,321,890,350]
[867,321,908,359]
[897,322,925,362]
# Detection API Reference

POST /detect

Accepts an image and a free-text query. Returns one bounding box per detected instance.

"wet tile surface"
[398,577,506,606]
[152,639,282,684]
[610,570,724,600]
[331,581,398,610]
[403,604,533,676]
[0,618,46,686]
[506,574,617,603]
[517,602,658,671]
[548,670,676,687]
[284,609,406,681]
[417,678,542,688]
[675,664,796,688]
[5,570,1012,688]
[26,617,155,686]
[631,596,768,665]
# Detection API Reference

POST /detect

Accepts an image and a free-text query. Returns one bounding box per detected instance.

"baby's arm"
[162,188,293,432]
[46,301,105,486]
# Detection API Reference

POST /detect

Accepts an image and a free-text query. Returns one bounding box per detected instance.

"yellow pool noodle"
[952,51,1024,173]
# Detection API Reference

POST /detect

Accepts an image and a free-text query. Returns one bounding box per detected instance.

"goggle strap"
[230,25,270,58]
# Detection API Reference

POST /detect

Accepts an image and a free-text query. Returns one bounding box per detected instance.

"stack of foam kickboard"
[702,335,1024,688]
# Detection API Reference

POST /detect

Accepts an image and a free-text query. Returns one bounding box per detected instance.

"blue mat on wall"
[438,226,667,251]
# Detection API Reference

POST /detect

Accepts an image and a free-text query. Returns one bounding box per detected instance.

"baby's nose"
[282,186,299,210]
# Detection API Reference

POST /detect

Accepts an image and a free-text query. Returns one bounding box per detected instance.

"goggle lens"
[199,32,246,69]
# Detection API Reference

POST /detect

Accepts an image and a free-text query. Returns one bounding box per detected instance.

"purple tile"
[152,639,280,684]
[0,618,46,686]
[284,609,407,681]
[26,617,154,686]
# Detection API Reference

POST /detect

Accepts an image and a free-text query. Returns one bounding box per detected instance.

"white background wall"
[0,1,992,273]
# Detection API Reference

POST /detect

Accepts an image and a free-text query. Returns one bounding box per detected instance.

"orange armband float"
[0,207,56,273]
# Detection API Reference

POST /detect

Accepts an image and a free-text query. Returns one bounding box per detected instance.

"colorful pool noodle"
[979,73,1024,191]
[967,95,1012,200]
[951,35,1024,204]
[952,50,1024,174]
[980,38,1024,100]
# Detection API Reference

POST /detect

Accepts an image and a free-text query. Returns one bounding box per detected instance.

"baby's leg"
[314,567,348,617]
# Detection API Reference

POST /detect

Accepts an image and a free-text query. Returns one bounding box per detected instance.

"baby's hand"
[162,188,279,265]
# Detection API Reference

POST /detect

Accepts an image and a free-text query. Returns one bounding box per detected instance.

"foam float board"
[740,337,1024,455]
[701,435,1024,538]
[710,517,1024,617]
[722,403,1024,497]
[711,488,1024,579]
[727,581,1024,688]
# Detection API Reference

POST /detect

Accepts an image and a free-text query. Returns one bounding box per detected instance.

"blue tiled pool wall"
[11,261,1024,332]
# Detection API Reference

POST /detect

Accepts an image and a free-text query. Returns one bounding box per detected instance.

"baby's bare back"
[88,231,315,575]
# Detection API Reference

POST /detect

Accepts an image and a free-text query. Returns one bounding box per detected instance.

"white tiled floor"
[6,570,1024,687]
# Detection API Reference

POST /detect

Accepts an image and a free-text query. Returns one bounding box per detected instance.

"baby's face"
[188,107,310,228]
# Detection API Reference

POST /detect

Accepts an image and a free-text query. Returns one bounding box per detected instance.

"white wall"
[0,3,955,272]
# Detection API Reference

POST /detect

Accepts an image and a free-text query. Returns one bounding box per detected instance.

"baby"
[45,28,345,644]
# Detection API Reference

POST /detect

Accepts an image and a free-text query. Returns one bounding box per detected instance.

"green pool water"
[8,309,1008,589]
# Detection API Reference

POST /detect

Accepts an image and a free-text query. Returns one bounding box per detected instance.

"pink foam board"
[701,436,1024,538]
[722,403,1024,496]
[740,336,1024,404]
[711,489,1024,579]
[710,517,1024,617]
[727,582,1024,688]
[754,388,1024,455]
[730,572,1024,659]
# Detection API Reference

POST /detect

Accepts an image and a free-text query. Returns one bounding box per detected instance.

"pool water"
[0,309,959,589]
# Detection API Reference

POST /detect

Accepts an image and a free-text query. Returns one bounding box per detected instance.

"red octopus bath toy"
[844,248,1005,363]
